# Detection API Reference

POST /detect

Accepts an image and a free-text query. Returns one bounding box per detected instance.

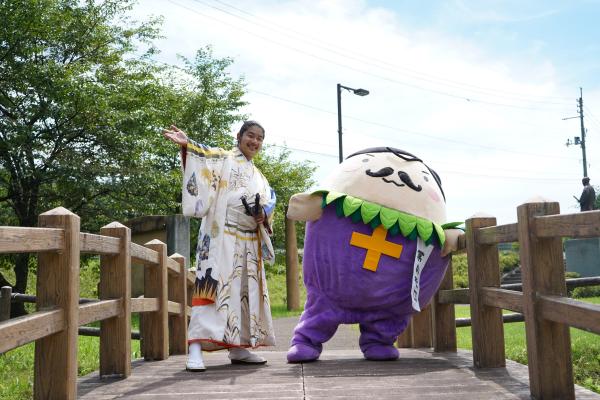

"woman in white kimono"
[163,121,277,371]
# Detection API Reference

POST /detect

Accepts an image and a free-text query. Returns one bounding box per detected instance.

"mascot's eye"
[362,158,369,163]
[423,176,429,182]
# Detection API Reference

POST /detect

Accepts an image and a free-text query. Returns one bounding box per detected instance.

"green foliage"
[499,251,520,273]
[451,253,469,288]
[572,285,600,298]
[254,146,316,249]
[266,263,306,319]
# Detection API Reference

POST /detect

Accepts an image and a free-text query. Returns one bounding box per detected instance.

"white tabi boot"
[186,342,206,372]
[228,347,267,365]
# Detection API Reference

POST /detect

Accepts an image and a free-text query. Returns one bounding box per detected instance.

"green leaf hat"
[315,190,462,248]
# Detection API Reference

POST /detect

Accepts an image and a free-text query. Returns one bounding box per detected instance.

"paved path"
[77,317,600,399]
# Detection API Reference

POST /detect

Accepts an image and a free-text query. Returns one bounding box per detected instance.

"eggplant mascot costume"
[286,147,461,362]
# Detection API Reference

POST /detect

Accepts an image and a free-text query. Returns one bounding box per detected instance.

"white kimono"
[181,139,276,351]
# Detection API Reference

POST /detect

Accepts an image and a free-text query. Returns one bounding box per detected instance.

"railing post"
[465,215,505,368]
[169,253,187,355]
[285,212,300,311]
[433,259,457,352]
[99,222,131,377]
[396,319,413,348]
[410,305,433,347]
[35,207,80,400]
[143,239,169,360]
[0,286,11,322]
[517,201,574,399]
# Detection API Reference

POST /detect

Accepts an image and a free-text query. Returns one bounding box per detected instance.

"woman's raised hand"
[162,125,189,147]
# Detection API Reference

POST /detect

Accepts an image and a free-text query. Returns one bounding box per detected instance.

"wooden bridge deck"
[77,318,600,399]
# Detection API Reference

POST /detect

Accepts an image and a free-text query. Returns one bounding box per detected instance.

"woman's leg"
[186,342,206,371]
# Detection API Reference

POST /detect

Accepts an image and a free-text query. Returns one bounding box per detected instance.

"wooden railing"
[399,200,600,400]
[0,207,194,400]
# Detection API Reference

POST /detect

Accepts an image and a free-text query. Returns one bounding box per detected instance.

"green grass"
[266,265,306,318]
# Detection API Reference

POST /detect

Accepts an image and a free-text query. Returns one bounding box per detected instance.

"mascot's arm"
[441,228,463,257]
[286,193,323,221]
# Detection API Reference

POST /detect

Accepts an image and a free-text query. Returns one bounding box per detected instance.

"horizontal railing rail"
[0,207,190,400]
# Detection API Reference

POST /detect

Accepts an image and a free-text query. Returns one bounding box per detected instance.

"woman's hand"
[254,209,265,225]
[162,125,189,147]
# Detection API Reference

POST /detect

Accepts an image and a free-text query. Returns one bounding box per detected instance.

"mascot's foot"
[363,345,399,361]
[287,343,320,363]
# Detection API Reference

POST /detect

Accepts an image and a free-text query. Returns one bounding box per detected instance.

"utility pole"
[578,87,587,178]
[564,87,588,178]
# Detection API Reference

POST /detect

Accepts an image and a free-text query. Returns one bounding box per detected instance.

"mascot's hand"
[441,228,463,257]
[286,193,323,221]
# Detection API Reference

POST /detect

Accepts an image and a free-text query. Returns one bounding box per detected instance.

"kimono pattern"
[181,139,276,351]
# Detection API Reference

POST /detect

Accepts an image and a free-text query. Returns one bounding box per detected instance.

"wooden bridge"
[1,200,600,399]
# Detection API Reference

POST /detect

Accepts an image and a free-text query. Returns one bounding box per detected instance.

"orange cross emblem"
[350,225,403,271]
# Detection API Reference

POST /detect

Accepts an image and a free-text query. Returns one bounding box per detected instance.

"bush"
[499,251,520,273]
[451,254,468,288]
[572,285,600,299]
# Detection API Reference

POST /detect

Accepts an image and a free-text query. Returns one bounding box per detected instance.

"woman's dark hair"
[238,120,265,137]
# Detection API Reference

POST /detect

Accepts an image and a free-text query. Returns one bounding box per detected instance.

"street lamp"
[337,83,369,163]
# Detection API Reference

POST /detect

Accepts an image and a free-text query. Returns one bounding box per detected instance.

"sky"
[132,0,600,225]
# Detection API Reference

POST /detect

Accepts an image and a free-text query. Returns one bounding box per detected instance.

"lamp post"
[337,83,369,163]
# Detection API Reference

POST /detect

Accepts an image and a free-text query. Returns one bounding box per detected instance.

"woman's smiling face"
[324,151,446,224]
[237,125,264,160]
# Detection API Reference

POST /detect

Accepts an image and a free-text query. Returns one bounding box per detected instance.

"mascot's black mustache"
[365,168,422,192]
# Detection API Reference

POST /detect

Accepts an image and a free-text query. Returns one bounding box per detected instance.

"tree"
[254,147,316,249]
[0,1,247,314]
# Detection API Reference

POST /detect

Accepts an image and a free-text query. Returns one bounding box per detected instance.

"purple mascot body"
[286,147,461,362]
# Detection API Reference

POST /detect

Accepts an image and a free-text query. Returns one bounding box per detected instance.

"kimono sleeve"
[181,139,228,218]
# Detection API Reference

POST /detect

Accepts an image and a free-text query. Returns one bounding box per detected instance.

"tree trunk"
[11,253,30,317]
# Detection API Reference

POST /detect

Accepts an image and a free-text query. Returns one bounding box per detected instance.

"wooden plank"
[539,295,600,335]
[285,215,300,311]
[78,300,121,326]
[167,301,180,315]
[433,259,457,352]
[79,233,120,255]
[99,222,132,378]
[166,258,179,275]
[517,201,574,399]
[476,223,518,245]
[0,309,64,354]
[480,287,523,313]
[438,288,469,304]
[465,216,505,368]
[130,242,159,265]
[143,240,169,360]
[168,254,187,355]
[534,210,600,238]
[0,226,64,253]
[455,233,466,252]
[396,318,413,348]
[411,304,433,348]
[35,207,80,400]
[187,271,195,286]
[131,298,159,313]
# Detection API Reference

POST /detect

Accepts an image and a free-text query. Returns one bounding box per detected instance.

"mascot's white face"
[323,149,447,224]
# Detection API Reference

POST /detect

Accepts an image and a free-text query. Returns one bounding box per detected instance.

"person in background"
[576,177,596,212]
[163,121,277,371]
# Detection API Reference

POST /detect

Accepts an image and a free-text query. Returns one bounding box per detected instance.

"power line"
[167,0,573,112]
[248,88,579,160]
[202,0,573,105]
